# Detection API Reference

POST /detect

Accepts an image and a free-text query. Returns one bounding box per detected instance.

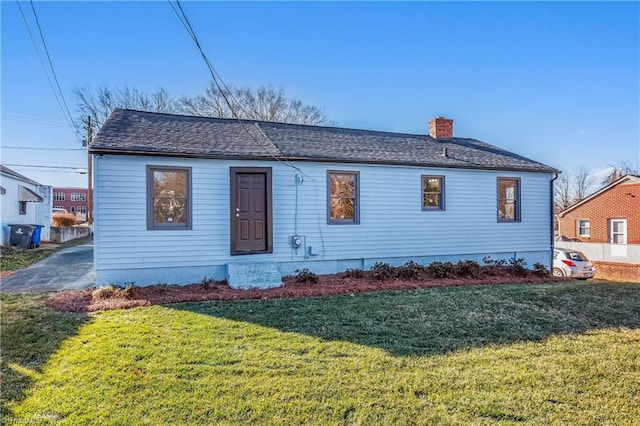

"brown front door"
[230,167,273,255]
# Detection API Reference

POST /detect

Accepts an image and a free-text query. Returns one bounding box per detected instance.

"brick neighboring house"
[558,175,640,244]
[52,187,89,222]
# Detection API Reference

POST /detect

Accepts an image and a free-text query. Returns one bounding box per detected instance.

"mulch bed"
[46,273,565,313]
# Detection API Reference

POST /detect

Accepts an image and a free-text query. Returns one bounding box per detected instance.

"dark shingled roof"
[90,109,558,173]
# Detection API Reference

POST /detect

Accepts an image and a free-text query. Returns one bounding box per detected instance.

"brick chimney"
[429,116,453,139]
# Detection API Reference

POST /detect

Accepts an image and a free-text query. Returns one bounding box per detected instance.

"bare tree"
[602,162,640,186]
[75,83,330,138]
[74,85,179,137]
[554,173,572,211]
[573,166,594,203]
[178,83,330,126]
[554,167,597,212]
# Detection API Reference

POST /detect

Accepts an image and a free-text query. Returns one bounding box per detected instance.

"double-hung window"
[53,192,65,201]
[610,219,627,244]
[422,176,444,210]
[327,171,359,224]
[497,178,520,222]
[147,166,192,230]
[577,220,590,237]
[71,193,86,201]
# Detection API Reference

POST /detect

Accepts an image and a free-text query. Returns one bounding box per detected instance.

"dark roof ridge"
[111,108,461,141]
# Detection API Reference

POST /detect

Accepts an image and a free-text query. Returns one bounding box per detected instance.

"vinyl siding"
[93,154,553,285]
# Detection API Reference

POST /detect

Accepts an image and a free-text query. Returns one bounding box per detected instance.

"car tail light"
[561,260,576,267]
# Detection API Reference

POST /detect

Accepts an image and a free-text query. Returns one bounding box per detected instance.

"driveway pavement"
[1,243,95,293]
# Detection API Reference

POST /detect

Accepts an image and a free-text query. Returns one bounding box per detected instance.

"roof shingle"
[90,109,557,173]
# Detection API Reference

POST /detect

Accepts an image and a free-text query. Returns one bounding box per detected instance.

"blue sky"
[2,1,639,188]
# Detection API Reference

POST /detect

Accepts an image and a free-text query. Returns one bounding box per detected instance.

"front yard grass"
[0,247,53,271]
[1,235,93,272]
[2,280,639,424]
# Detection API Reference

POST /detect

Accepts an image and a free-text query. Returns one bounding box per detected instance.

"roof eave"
[89,147,558,174]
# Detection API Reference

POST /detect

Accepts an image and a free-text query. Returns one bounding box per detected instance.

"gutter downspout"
[550,172,559,266]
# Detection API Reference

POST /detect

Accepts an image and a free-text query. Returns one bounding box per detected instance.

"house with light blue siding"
[90,110,558,288]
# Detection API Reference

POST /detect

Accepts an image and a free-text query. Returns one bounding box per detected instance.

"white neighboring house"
[0,165,53,245]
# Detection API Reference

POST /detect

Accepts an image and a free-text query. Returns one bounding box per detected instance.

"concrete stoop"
[226,262,283,289]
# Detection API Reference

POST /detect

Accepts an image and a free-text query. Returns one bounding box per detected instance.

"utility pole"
[86,116,94,226]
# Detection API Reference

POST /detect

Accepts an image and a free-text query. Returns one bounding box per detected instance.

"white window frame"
[576,219,591,237]
[76,205,87,214]
[53,192,65,201]
[609,219,627,245]
[71,193,86,201]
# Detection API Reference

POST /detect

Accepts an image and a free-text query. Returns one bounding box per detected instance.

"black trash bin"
[9,224,35,249]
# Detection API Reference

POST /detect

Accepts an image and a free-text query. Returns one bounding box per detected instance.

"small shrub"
[52,212,77,227]
[92,285,117,299]
[395,260,423,281]
[93,284,137,300]
[454,260,483,278]
[426,261,455,279]
[371,262,395,281]
[122,281,138,299]
[532,262,550,277]
[295,268,319,284]
[482,256,507,275]
[482,256,506,267]
[343,268,365,279]
[201,275,214,290]
[508,257,529,277]
[120,285,137,299]
[153,283,172,293]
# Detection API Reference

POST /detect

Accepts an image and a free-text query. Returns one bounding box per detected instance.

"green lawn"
[2,281,639,425]
[1,247,53,271]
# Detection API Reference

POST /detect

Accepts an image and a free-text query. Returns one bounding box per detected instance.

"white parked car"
[553,248,595,279]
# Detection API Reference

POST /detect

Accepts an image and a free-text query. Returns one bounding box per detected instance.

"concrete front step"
[226,262,283,290]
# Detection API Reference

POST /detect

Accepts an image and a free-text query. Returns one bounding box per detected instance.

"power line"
[167,0,308,178]
[2,146,85,151]
[7,168,84,174]
[28,0,81,138]
[3,164,86,170]
[15,1,70,131]
[16,0,83,141]
[4,113,72,127]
